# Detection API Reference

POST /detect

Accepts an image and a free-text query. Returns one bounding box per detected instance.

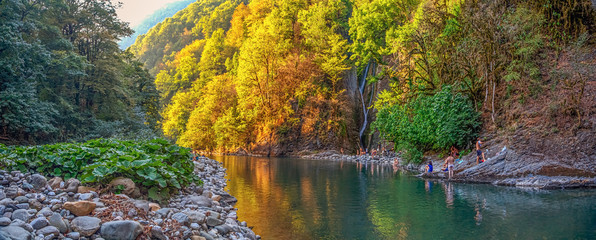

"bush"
[373,86,480,163]
[0,138,200,200]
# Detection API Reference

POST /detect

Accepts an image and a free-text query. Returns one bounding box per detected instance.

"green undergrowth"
[373,87,480,163]
[0,138,201,201]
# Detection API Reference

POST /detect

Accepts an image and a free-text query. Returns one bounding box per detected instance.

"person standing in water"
[476,138,486,164]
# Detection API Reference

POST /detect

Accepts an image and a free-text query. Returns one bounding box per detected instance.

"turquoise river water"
[210,155,596,239]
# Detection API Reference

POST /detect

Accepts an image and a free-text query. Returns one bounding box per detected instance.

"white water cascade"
[358,62,374,149]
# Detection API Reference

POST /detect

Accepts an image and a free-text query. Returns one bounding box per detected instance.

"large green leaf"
[93,166,110,177]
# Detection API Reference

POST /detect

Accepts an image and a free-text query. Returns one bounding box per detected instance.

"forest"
[2,0,595,162]
[0,0,161,144]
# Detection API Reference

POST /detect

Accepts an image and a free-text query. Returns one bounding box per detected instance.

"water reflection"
[211,155,596,239]
[424,180,432,193]
[443,182,454,208]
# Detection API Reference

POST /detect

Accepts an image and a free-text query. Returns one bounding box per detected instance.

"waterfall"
[359,63,370,93]
[358,62,372,149]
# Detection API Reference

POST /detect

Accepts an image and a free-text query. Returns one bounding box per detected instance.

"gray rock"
[0,190,5,200]
[154,208,171,218]
[15,196,28,204]
[5,187,18,198]
[9,219,33,232]
[15,203,29,209]
[127,209,137,217]
[47,177,63,190]
[66,232,80,239]
[215,224,233,235]
[0,225,34,240]
[220,192,237,205]
[65,179,80,193]
[0,206,5,216]
[133,200,150,213]
[182,228,192,239]
[0,199,15,206]
[99,220,143,240]
[188,196,212,207]
[187,211,206,224]
[0,217,11,226]
[48,213,68,233]
[94,202,105,208]
[29,174,47,190]
[154,219,163,226]
[38,208,53,217]
[71,216,100,237]
[149,226,167,240]
[190,223,200,230]
[26,209,36,216]
[11,209,31,222]
[30,217,49,230]
[28,199,42,210]
[78,193,93,201]
[171,212,189,225]
[111,211,124,218]
[241,227,257,240]
[36,226,59,236]
[199,231,215,240]
[206,216,223,227]
[206,211,220,219]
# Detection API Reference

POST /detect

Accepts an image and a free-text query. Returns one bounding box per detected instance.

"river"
[209,155,596,239]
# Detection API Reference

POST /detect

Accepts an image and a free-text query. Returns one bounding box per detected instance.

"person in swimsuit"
[476,138,486,164]
[444,155,455,179]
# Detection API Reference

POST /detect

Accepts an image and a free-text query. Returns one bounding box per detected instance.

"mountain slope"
[131,0,595,162]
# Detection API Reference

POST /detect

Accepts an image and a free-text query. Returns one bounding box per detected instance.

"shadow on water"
[210,155,596,240]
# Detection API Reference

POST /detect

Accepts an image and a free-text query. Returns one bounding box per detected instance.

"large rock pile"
[0,156,258,240]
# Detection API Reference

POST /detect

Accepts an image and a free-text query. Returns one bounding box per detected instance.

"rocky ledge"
[0,157,258,240]
[417,145,596,189]
[299,148,596,190]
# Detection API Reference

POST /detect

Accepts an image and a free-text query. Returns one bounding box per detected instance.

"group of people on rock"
[425,137,487,179]
[357,146,389,157]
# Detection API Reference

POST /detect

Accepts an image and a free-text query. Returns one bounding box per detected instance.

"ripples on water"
[210,155,596,239]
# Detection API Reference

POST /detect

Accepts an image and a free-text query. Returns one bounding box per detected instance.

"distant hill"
[119,0,195,49]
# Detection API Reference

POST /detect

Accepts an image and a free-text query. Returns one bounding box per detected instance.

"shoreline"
[203,149,595,190]
[297,149,596,190]
[0,157,259,239]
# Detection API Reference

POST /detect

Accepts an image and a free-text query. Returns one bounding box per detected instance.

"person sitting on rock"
[425,161,433,173]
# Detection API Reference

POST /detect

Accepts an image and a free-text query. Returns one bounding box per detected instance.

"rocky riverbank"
[0,157,258,240]
[418,142,596,189]
[300,145,596,190]
[298,150,399,165]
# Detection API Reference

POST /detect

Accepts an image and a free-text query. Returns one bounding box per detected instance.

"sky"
[115,0,182,27]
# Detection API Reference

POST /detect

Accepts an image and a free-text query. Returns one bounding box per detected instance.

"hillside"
[119,0,196,49]
[130,0,595,164]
